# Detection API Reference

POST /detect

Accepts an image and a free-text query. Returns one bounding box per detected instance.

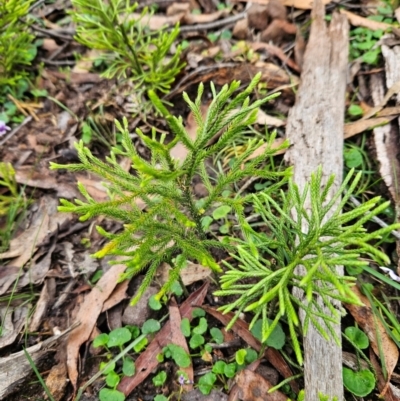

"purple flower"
[178,374,193,386]
[0,121,10,136]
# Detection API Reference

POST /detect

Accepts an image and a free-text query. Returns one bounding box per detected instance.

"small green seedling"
[92,319,161,401]
[342,326,375,397]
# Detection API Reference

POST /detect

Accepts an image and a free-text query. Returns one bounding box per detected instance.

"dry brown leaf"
[29,278,56,332]
[130,12,185,30]
[238,0,332,9]
[248,4,270,30]
[169,299,194,391]
[66,262,127,391]
[344,116,395,139]
[14,166,80,198]
[340,9,393,30]
[73,49,103,73]
[370,351,398,400]
[233,17,250,39]
[118,282,209,396]
[235,369,288,401]
[0,196,72,267]
[0,306,29,349]
[345,286,398,383]
[256,109,286,126]
[250,42,301,72]
[181,262,212,285]
[42,38,61,53]
[102,281,130,312]
[261,19,297,44]
[45,362,68,401]
[167,2,190,15]
[184,9,230,24]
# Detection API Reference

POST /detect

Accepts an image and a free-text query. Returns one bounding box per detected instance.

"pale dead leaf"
[250,42,301,72]
[344,116,395,139]
[0,306,29,348]
[181,262,212,286]
[102,281,130,312]
[340,9,393,30]
[256,108,286,127]
[167,3,190,15]
[130,12,185,30]
[183,9,230,24]
[45,362,68,401]
[42,38,61,53]
[29,278,56,332]
[66,263,127,390]
[169,299,193,391]
[0,196,72,267]
[14,166,80,199]
[238,0,332,9]
[72,49,102,73]
[345,286,398,382]
[236,369,288,401]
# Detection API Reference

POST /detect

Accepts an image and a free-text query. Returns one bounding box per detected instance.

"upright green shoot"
[50,73,290,305]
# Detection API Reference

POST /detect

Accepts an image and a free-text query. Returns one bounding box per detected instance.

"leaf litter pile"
[1,0,400,400]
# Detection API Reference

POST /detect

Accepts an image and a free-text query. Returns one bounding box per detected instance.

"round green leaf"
[210,327,224,344]
[142,319,161,334]
[235,349,247,365]
[122,356,135,377]
[201,216,213,230]
[126,325,140,339]
[99,388,125,401]
[190,333,205,349]
[345,326,369,349]
[165,344,191,367]
[100,361,115,375]
[212,205,231,220]
[224,363,237,378]
[105,371,120,388]
[93,333,109,348]
[212,360,226,374]
[180,318,191,337]
[171,280,183,296]
[193,317,208,335]
[107,327,131,348]
[192,308,206,318]
[198,372,216,395]
[250,319,285,349]
[154,396,168,401]
[343,368,375,397]
[133,336,148,352]
[153,371,167,386]
[348,104,363,117]
[245,348,258,364]
[149,295,162,310]
[344,148,363,168]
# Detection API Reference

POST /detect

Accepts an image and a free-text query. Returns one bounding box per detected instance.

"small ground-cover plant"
[215,167,400,364]
[50,73,290,306]
[0,0,37,122]
[70,0,184,114]
[91,319,161,401]
[0,162,30,253]
[349,1,395,65]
